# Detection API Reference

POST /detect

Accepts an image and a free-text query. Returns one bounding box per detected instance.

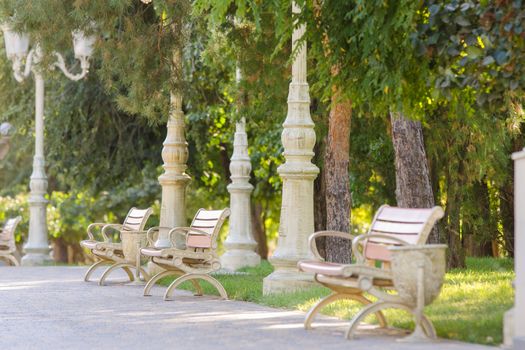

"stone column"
[154,47,190,249]
[221,115,260,270]
[263,2,319,294]
[22,72,52,265]
[512,148,525,347]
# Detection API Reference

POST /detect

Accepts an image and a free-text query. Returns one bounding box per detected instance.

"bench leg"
[0,254,19,266]
[9,254,19,266]
[84,260,110,282]
[190,279,203,296]
[345,301,437,341]
[143,270,176,296]
[164,273,227,301]
[304,292,387,330]
[98,263,134,286]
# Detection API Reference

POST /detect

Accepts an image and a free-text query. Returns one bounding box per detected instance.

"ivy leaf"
[447,47,460,56]
[465,34,477,45]
[440,78,451,88]
[455,16,471,26]
[480,34,493,49]
[481,55,495,66]
[445,3,458,11]
[466,46,483,59]
[427,33,439,45]
[460,3,471,12]
[494,50,508,65]
[429,4,441,16]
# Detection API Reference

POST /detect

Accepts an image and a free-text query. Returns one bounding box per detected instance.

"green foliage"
[350,114,396,209]
[1,0,523,264]
[0,182,161,250]
[183,7,288,243]
[415,0,525,108]
[291,1,429,117]
[0,0,189,121]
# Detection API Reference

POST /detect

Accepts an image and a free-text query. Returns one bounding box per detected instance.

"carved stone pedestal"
[221,120,260,270]
[263,2,319,294]
[149,48,190,275]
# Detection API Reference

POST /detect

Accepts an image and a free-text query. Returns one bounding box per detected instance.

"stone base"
[263,267,315,295]
[21,252,53,266]
[221,250,260,271]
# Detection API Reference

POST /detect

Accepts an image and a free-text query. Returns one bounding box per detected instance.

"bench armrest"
[146,226,176,246]
[352,233,409,264]
[101,224,124,242]
[86,223,110,241]
[308,231,355,261]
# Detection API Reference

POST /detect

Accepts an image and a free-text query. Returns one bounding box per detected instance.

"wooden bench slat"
[191,219,219,227]
[195,210,224,220]
[377,207,435,223]
[371,220,424,234]
[367,232,421,245]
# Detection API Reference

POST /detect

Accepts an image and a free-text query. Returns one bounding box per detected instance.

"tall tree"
[324,90,352,262]
[390,112,439,243]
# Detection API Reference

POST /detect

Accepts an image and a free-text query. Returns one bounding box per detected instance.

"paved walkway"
[0,266,496,350]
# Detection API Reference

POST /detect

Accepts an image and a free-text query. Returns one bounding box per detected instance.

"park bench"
[298,205,446,341]
[141,208,231,300]
[0,216,22,266]
[80,207,152,283]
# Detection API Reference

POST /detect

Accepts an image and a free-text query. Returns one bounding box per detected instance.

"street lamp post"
[2,24,95,265]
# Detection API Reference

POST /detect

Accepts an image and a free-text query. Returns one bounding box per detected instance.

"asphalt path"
[0,266,497,350]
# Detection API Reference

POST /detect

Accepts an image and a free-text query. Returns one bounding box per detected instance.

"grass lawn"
[159,257,514,345]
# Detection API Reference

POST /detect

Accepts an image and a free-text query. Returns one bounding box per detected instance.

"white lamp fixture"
[1,20,96,265]
[54,29,96,81]
[1,24,29,59]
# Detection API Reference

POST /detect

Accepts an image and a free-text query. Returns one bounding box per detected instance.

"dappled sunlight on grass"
[158,257,513,345]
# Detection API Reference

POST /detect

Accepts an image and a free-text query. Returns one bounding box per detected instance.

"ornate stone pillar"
[154,47,190,249]
[263,2,319,294]
[22,72,52,265]
[512,148,525,347]
[221,114,260,270]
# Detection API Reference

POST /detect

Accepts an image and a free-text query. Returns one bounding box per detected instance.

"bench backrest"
[186,208,231,249]
[122,207,152,231]
[364,205,444,262]
[0,216,22,249]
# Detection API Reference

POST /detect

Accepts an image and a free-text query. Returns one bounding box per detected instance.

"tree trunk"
[219,142,231,180]
[390,112,439,243]
[462,181,493,257]
[446,180,466,268]
[313,138,327,258]
[499,137,523,257]
[324,91,352,263]
[251,202,268,259]
[500,180,514,258]
[52,237,68,263]
[443,148,466,268]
